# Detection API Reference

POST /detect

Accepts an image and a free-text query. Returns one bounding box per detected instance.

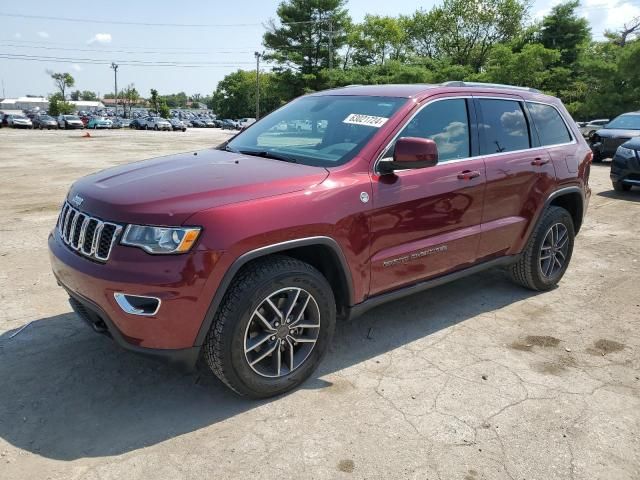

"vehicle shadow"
[597,189,640,203]
[0,268,537,461]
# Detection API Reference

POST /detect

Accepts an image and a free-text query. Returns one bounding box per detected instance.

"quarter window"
[386,99,470,163]
[478,99,530,154]
[527,102,572,146]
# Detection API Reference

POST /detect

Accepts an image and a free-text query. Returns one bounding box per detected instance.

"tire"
[204,255,336,398]
[154,125,159,131]
[509,206,575,291]
[613,181,631,192]
[592,151,603,163]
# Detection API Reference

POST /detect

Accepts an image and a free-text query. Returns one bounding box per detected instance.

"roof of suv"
[311,82,555,103]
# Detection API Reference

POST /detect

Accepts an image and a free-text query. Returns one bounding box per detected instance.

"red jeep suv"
[49,82,592,397]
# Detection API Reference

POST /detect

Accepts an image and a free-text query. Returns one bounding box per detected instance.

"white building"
[0,96,49,112]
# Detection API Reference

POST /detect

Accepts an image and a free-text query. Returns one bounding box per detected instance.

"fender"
[193,236,354,346]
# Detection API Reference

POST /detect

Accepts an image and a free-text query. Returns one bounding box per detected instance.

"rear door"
[475,97,556,260]
[368,97,486,296]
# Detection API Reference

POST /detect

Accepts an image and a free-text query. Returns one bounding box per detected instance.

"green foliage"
[210,0,638,121]
[48,71,75,100]
[264,0,351,73]
[159,101,170,119]
[149,89,159,113]
[539,0,590,65]
[211,70,282,119]
[48,93,74,116]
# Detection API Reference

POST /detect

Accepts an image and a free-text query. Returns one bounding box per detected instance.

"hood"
[68,149,329,225]
[622,137,640,150]
[595,128,640,138]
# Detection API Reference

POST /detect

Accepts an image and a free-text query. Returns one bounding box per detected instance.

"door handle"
[531,157,550,166]
[457,170,481,180]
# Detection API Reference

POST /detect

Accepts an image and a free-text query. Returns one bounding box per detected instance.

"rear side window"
[388,98,470,162]
[527,102,572,146]
[478,99,530,154]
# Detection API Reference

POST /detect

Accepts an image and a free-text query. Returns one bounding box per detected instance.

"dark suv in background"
[590,111,640,162]
[50,82,591,398]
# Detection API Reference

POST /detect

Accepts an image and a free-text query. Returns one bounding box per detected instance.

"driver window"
[385,99,470,162]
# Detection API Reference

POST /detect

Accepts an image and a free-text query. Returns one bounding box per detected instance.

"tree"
[211,70,282,118]
[149,89,159,113]
[121,84,140,118]
[402,0,528,70]
[70,90,81,101]
[48,93,74,116]
[347,15,408,66]
[80,90,98,101]
[539,0,591,66]
[48,71,75,100]
[159,101,170,119]
[264,0,351,74]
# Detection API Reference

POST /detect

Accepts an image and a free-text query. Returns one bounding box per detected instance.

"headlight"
[616,146,637,159]
[121,225,201,254]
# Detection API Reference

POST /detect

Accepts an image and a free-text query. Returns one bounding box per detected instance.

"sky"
[1,0,639,99]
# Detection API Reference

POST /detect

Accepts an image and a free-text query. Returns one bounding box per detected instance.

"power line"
[0,43,257,55]
[0,12,324,27]
[0,53,264,68]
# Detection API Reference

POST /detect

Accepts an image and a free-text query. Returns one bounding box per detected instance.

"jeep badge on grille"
[71,194,84,207]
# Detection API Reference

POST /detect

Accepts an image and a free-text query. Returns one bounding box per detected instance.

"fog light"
[114,293,161,316]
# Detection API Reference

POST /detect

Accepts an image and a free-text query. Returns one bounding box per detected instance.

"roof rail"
[441,81,541,94]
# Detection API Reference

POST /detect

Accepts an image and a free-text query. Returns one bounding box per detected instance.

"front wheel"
[613,181,631,192]
[510,206,575,291]
[204,255,336,398]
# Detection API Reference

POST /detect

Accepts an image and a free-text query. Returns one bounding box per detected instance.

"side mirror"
[378,137,438,175]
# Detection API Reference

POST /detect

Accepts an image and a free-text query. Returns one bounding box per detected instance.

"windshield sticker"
[343,114,389,128]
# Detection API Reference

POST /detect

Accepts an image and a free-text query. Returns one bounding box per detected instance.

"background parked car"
[111,117,130,129]
[580,118,610,138]
[32,115,58,130]
[237,118,256,129]
[221,119,239,130]
[7,114,33,129]
[191,119,206,128]
[610,138,640,192]
[169,118,187,132]
[87,117,113,129]
[144,117,172,131]
[590,111,640,162]
[130,118,146,130]
[57,115,84,129]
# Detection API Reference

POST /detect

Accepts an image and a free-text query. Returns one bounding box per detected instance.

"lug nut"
[274,322,280,327]
[271,335,276,341]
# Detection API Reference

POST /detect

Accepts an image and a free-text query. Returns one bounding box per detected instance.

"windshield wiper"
[235,149,299,164]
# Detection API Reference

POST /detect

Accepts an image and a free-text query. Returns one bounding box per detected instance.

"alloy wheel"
[244,287,321,378]
[539,222,569,278]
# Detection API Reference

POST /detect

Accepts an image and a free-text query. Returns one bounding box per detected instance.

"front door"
[368,97,486,297]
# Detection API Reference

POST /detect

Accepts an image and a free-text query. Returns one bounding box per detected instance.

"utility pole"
[110,62,119,116]
[254,51,261,120]
[328,14,333,70]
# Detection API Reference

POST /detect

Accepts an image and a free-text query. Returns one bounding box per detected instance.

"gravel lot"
[0,128,639,480]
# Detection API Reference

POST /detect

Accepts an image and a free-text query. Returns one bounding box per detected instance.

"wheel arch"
[193,236,354,346]
[547,187,584,233]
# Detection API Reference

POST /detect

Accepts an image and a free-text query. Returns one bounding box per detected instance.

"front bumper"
[610,151,640,186]
[591,137,629,158]
[49,228,220,366]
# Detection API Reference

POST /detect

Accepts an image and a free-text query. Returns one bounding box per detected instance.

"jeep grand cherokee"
[49,82,592,398]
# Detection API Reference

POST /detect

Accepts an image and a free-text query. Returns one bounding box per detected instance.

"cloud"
[72,64,83,72]
[87,33,112,45]
[37,31,49,38]
[14,32,22,39]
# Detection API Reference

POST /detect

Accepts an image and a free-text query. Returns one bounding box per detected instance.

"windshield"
[606,114,640,130]
[64,115,80,120]
[225,95,406,167]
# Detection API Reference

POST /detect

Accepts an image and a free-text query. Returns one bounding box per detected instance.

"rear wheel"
[613,181,631,192]
[510,206,575,291]
[204,255,336,398]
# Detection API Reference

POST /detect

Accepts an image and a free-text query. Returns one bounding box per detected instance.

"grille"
[57,202,122,262]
